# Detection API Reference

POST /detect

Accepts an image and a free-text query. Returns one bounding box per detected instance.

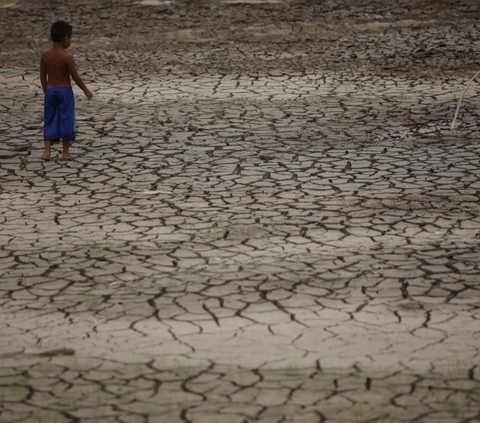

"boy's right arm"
[40,54,47,94]
[67,55,93,100]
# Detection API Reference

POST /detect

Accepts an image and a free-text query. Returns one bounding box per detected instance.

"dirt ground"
[1,0,480,422]
[1,0,480,74]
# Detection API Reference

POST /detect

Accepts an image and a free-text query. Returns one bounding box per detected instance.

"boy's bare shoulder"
[41,48,73,61]
[41,48,53,59]
[61,50,74,63]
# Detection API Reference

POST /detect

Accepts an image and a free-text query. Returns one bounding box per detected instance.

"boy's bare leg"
[62,140,74,160]
[42,140,52,160]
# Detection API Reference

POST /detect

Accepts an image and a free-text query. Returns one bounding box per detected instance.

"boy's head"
[51,21,73,45]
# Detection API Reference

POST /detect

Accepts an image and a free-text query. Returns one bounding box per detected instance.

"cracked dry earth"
[2,0,480,422]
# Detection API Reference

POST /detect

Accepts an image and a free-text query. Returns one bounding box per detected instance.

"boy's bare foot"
[43,141,52,161]
[62,140,73,160]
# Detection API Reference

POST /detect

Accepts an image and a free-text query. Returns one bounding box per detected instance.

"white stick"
[451,69,480,130]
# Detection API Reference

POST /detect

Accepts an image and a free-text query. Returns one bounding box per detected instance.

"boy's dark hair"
[51,21,73,43]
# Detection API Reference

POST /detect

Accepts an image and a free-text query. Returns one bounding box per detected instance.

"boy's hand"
[85,90,93,100]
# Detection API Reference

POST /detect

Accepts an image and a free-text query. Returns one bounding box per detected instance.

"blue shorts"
[44,86,76,141]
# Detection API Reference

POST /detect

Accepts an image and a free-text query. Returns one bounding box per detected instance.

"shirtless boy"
[40,21,93,160]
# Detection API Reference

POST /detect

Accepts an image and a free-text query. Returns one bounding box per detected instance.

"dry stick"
[451,69,480,129]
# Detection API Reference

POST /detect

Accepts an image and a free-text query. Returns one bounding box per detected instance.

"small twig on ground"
[0,348,75,358]
[451,69,480,129]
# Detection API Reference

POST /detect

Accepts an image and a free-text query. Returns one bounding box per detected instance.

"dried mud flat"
[1,0,480,422]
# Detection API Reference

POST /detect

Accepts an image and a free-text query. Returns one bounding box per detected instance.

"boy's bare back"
[41,48,73,89]
[40,46,92,97]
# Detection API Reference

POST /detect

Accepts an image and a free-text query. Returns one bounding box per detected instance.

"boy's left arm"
[40,54,47,94]
[67,55,92,99]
